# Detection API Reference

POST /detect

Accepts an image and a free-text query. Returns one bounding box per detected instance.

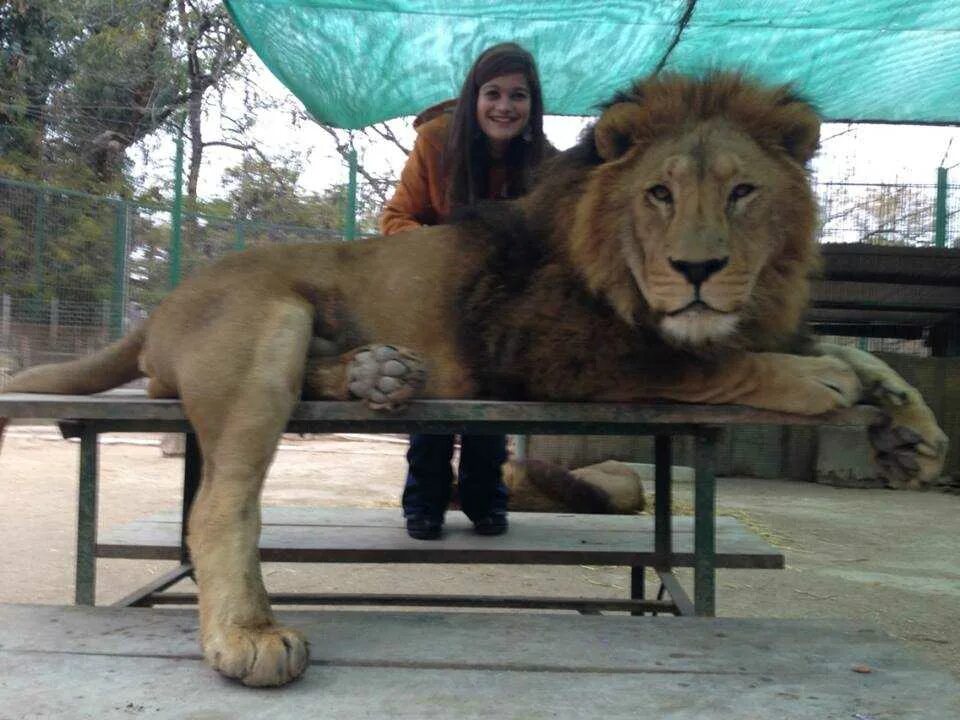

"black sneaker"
[473,512,508,536]
[406,515,443,540]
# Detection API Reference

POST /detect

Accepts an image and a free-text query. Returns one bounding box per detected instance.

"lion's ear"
[594,102,648,161]
[775,99,821,164]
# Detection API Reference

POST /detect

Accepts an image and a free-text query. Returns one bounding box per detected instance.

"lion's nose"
[668,257,729,286]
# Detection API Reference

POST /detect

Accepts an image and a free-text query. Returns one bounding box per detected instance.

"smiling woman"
[379,42,554,235]
[378,42,557,541]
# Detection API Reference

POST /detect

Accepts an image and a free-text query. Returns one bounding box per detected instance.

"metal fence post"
[101,300,110,340]
[234,220,246,251]
[934,167,947,248]
[169,120,185,289]
[32,190,46,320]
[1,294,10,344]
[49,297,59,346]
[111,200,128,339]
[343,142,357,241]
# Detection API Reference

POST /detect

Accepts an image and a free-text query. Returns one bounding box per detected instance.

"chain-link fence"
[1,174,958,384]
[818,180,960,247]
[0,176,350,381]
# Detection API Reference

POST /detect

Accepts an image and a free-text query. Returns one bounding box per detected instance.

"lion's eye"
[647,184,673,204]
[729,183,756,203]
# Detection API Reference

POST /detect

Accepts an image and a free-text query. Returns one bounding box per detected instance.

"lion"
[0,72,946,687]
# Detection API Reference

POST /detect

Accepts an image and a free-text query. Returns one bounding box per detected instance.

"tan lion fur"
[1,72,946,687]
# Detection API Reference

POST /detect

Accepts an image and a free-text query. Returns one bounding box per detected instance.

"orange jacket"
[379,104,512,236]
[379,112,452,235]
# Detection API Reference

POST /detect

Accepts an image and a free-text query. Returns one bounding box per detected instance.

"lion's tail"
[505,458,619,514]
[3,325,146,396]
[0,326,147,453]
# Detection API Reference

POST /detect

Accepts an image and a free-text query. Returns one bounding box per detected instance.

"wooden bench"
[0,392,882,617]
[2,603,957,718]
[101,507,783,614]
[814,243,960,351]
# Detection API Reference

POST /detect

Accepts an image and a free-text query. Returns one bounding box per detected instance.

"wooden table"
[0,392,882,616]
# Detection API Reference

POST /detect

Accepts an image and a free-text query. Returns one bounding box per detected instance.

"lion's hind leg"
[180,300,313,686]
[304,344,426,411]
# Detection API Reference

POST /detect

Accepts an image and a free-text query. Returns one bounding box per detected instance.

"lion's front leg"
[178,301,313,686]
[816,342,948,487]
[600,351,861,415]
[188,455,309,686]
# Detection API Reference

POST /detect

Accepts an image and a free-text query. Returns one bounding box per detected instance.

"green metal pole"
[693,430,717,617]
[32,190,46,319]
[110,201,127,339]
[234,220,246,251]
[75,424,99,606]
[169,119,185,289]
[343,141,357,241]
[934,167,947,249]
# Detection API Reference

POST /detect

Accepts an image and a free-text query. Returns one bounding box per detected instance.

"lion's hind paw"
[347,344,426,411]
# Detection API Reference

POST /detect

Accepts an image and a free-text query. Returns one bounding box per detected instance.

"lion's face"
[623,121,797,344]
[566,73,821,351]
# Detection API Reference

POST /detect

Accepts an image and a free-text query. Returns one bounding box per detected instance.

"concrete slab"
[0,604,955,719]
[815,425,885,488]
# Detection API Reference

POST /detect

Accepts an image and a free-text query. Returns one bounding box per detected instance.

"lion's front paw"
[771,355,861,415]
[866,385,948,488]
[204,624,309,687]
[815,343,949,488]
[347,344,427,411]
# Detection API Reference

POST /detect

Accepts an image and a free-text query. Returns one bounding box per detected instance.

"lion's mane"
[452,72,824,398]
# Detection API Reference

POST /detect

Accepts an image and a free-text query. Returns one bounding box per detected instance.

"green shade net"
[226,1,960,129]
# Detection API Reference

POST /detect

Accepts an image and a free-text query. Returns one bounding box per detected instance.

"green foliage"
[0,1,79,166]
[64,2,183,181]
[222,154,379,234]
[0,2,376,328]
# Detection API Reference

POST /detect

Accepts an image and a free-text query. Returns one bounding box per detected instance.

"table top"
[0,391,883,432]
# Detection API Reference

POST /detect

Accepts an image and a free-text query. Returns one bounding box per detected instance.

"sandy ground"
[1,428,957,680]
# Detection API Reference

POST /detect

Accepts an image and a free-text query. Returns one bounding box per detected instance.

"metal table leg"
[76,424,99,606]
[630,566,645,616]
[651,434,673,615]
[654,434,672,560]
[694,429,718,616]
[181,433,201,564]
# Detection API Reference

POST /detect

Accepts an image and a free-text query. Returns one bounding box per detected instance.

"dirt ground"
[1,427,958,681]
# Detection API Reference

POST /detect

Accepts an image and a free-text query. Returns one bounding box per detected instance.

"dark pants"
[402,434,509,523]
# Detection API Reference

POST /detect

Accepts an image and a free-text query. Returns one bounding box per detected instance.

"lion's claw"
[347,344,426,411]
[870,379,909,407]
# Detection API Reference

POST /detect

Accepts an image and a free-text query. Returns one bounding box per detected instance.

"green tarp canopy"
[226,1,960,129]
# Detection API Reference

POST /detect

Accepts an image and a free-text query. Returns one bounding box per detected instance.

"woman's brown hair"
[444,42,550,210]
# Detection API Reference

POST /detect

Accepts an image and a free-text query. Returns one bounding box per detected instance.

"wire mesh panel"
[0,177,352,380]
[0,179,129,368]
[127,203,172,322]
[817,182,960,247]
